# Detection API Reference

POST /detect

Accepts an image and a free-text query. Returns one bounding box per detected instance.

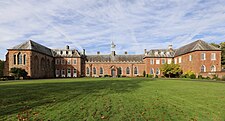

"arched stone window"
[93,67,97,74]
[156,68,160,75]
[150,68,154,75]
[86,67,90,75]
[41,58,45,71]
[23,54,26,65]
[211,65,216,72]
[134,67,138,74]
[118,67,122,75]
[126,67,130,74]
[201,65,206,72]
[17,53,22,64]
[14,55,16,65]
[100,67,103,74]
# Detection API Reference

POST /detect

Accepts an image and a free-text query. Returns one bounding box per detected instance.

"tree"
[10,67,28,79]
[160,63,182,78]
[0,60,4,77]
[210,42,225,68]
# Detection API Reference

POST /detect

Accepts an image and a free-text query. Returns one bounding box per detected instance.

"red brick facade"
[3,40,223,78]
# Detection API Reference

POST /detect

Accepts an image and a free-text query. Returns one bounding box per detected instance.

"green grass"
[0,78,225,121]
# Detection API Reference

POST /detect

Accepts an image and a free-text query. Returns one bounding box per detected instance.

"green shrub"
[148,74,154,78]
[104,74,110,77]
[189,74,196,79]
[221,75,225,81]
[143,71,146,77]
[205,76,211,80]
[155,75,158,78]
[212,74,220,80]
[198,75,203,79]
[184,71,195,79]
[145,74,148,77]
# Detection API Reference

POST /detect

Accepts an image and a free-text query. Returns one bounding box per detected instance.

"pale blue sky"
[0,0,225,60]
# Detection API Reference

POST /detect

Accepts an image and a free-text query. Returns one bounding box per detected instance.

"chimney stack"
[97,51,100,55]
[124,51,128,54]
[144,49,147,54]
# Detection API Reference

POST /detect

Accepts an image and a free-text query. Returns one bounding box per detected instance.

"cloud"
[0,0,225,59]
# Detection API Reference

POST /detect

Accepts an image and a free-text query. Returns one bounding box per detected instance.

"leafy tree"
[160,63,182,78]
[10,67,28,79]
[210,42,225,68]
[0,60,4,77]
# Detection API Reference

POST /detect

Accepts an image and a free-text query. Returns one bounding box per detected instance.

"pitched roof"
[10,40,53,56]
[145,49,175,58]
[174,40,220,56]
[86,54,144,62]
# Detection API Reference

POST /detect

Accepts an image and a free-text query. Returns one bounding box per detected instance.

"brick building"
[3,40,224,78]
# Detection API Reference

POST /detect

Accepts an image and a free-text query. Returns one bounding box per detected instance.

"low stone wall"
[199,71,225,78]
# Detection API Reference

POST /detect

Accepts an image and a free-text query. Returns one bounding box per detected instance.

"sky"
[0,0,225,60]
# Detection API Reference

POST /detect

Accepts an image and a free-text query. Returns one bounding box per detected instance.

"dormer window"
[66,51,68,55]
[60,51,63,55]
[160,51,164,55]
[154,51,158,55]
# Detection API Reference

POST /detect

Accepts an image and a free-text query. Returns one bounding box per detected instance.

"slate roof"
[145,49,175,58]
[174,40,220,56]
[86,54,144,62]
[9,40,53,56]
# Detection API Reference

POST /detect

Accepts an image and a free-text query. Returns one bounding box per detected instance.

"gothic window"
[211,65,216,72]
[100,67,103,74]
[23,55,26,65]
[201,65,206,72]
[126,67,130,74]
[17,53,22,64]
[156,68,160,75]
[134,67,138,74]
[93,67,97,74]
[86,67,90,75]
[118,67,122,75]
[150,68,154,75]
[14,55,16,65]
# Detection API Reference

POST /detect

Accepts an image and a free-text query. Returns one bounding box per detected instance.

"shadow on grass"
[0,78,153,117]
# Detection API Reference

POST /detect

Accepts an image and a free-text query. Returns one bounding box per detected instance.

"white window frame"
[211,65,216,72]
[161,59,166,64]
[156,59,160,64]
[150,59,154,64]
[167,59,172,64]
[211,53,216,60]
[178,57,182,63]
[201,53,206,60]
[174,58,177,64]
[73,59,77,64]
[201,65,206,72]
[189,55,192,61]
[156,68,160,75]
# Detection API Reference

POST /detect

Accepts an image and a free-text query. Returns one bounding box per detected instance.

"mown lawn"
[0,78,225,121]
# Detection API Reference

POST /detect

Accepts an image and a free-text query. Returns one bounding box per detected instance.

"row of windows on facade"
[55,68,77,75]
[85,67,161,75]
[57,50,75,55]
[55,59,77,65]
[13,53,26,65]
[201,65,216,72]
[151,53,217,65]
